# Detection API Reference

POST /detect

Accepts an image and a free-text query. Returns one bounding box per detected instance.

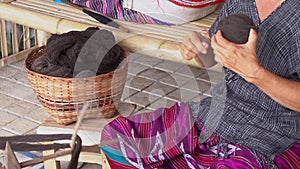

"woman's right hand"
[180,31,216,67]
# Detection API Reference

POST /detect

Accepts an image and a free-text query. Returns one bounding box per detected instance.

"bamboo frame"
[0,18,39,64]
[0,3,92,34]
[0,1,222,71]
[0,46,38,67]
[0,0,15,3]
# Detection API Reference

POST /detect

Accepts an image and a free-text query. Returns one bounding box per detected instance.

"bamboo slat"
[11,23,19,54]
[23,0,83,15]
[34,29,38,46]
[36,30,51,46]
[0,0,14,2]
[0,19,8,57]
[23,26,30,49]
[0,3,91,34]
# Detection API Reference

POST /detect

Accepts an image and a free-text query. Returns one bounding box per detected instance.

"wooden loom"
[0,134,82,169]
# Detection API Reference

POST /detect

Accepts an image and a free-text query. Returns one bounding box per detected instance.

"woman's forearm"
[251,67,300,112]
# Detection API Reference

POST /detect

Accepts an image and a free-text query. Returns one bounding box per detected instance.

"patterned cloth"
[70,0,223,25]
[101,103,300,169]
[189,0,300,161]
[71,0,173,24]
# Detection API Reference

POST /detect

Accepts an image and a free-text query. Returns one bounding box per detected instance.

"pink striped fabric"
[101,103,300,169]
[71,0,171,25]
[71,0,223,25]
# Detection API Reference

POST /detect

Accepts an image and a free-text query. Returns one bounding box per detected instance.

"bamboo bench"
[0,0,222,71]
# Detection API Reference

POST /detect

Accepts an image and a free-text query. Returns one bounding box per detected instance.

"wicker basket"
[25,46,128,125]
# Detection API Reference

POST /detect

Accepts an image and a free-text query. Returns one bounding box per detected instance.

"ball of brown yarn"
[216,14,256,44]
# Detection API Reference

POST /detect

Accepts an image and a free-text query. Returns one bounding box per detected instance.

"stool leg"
[43,149,61,169]
[100,150,111,169]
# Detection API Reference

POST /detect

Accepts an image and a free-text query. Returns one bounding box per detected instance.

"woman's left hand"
[211,29,262,82]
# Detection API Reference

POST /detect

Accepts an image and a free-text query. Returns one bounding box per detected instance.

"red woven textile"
[168,0,224,8]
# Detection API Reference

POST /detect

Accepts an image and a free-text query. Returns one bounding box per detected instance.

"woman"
[101,0,300,168]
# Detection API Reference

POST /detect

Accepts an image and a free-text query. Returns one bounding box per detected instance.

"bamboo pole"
[0,3,91,34]
[34,29,38,47]
[11,22,19,54]
[0,0,15,2]
[23,26,30,50]
[23,0,83,15]
[36,30,51,46]
[0,19,8,57]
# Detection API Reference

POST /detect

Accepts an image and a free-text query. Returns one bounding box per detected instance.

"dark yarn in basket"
[25,46,128,125]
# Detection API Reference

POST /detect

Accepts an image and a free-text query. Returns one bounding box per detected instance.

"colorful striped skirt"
[101,102,300,169]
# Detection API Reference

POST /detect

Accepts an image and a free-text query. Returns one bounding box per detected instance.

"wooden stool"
[36,117,107,169]
[37,102,136,169]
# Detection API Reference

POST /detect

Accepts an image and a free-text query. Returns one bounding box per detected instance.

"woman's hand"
[180,31,216,68]
[211,29,300,112]
[211,29,262,82]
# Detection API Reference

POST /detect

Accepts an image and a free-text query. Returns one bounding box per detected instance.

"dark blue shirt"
[189,0,300,159]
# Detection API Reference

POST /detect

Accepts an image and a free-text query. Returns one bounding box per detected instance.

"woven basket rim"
[24,45,127,80]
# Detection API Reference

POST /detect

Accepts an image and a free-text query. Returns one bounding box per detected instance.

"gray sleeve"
[208,1,230,38]
[291,33,300,79]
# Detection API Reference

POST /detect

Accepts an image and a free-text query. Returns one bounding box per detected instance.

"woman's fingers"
[214,30,235,50]
[180,43,204,67]
[180,43,197,60]
[188,32,208,54]
[182,31,209,55]
[246,29,258,50]
[211,32,236,66]
[211,29,261,80]
[180,31,213,67]
[183,34,201,54]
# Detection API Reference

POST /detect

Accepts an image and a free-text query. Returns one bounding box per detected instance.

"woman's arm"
[211,29,300,112]
[253,67,300,112]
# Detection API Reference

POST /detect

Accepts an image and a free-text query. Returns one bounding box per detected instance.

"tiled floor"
[0,52,222,168]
